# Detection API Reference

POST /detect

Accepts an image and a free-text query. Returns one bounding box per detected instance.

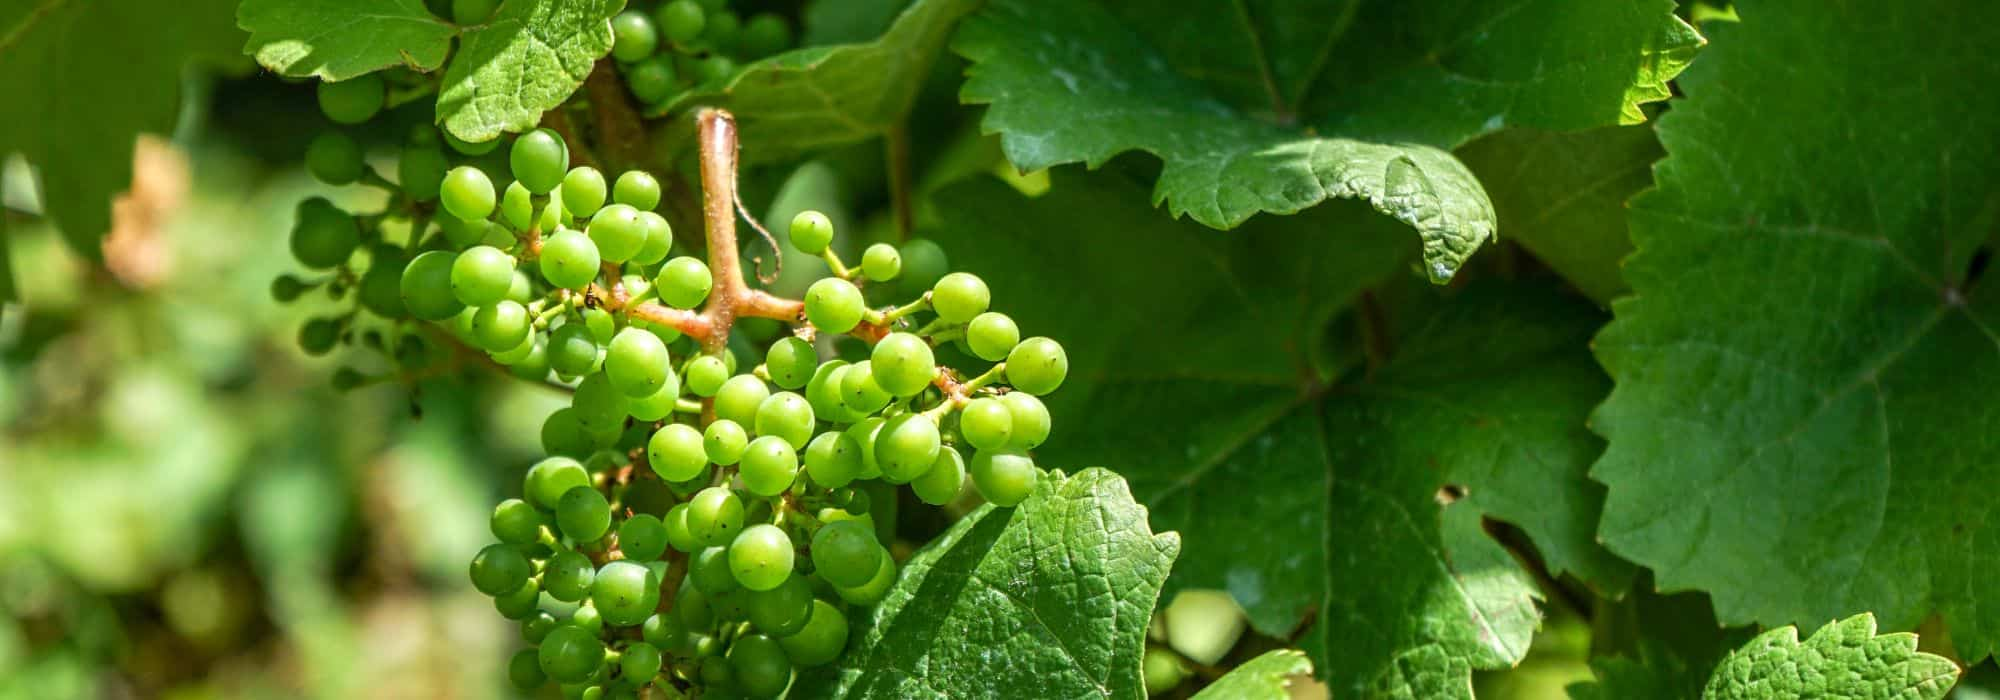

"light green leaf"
[1591,0,2000,661]
[436,0,621,143]
[952,0,1699,282]
[792,468,1179,698]
[238,0,457,80]
[0,0,240,254]
[1456,126,1662,304]
[1703,614,1959,699]
[1192,650,1313,699]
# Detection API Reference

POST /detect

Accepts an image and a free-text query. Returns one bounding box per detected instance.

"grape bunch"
[608,0,795,109]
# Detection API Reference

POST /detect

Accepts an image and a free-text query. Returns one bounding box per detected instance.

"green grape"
[966,312,1020,362]
[408,124,441,147]
[305,131,364,185]
[271,274,309,302]
[656,256,712,308]
[540,626,607,683]
[739,13,791,58]
[605,327,671,397]
[583,307,616,343]
[620,642,663,686]
[1144,647,1188,695]
[492,498,546,545]
[999,392,1051,449]
[437,212,488,248]
[860,243,901,281]
[612,170,662,210]
[691,545,738,595]
[590,560,660,626]
[330,365,365,391]
[540,228,601,290]
[557,486,613,542]
[838,361,893,415]
[745,575,812,637]
[510,647,548,689]
[624,57,677,105]
[446,129,500,156]
[874,414,941,483]
[398,144,449,201]
[738,435,799,498]
[502,181,534,230]
[647,423,708,481]
[470,543,531,595]
[570,604,605,636]
[713,375,770,426]
[452,245,517,307]
[400,250,464,320]
[894,238,948,298]
[540,187,571,231]
[441,166,497,221]
[587,203,646,263]
[524,611,561,644]
[809,520,880,588]
[695,55,737,84]
[753,392,814,448]
[297,318,341,356]
[317,74,383,124]
[778,601,847,667]
[685,355,728,396]
[701,10,740,52]
[543,550,596,602]
[844,417,885,480]
[912,446,966,506]
[543,407,595,457]
[619,514,669,562]
[727,524,793,592]
[958,397,1013,451]
[931,272,990,323]
[697,655,733,690]
[831,549,895,606]
[703,419,749,465]
[495,578,542,618]
[804,360,859,423]
[656,0,705,43]
[788,210,834,254]
[562,166,608,219]
[764,337,817,389]
[686,487,745,547]
[970,449,1038,507]
[570,372,630,432]
[291,197,359,269]
[869,332,936,396]
[512,128,570,194]
[610,11,659,62]
[526,456,592,509]
[1005,337,1068,395]
[452,0,499,24]
[643,612,688,652]
[632,211,673,265]
[506,269,534,302]
[677,581,715,629]
[626,374,682,421]
[547,323,601,376]
[803,431,863,489]
[666,504,701,553]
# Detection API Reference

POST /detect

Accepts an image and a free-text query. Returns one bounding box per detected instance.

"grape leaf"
[1590,0,2000,661]
[669,0,977,163]
[1457,126,1662,305]
[1703,614,1959,699]
[436,0,621,143]
[791,468,1179,699]
[951,0,1700,282]
[1191,650,1313,699]
[237,0,458,80]
[0,0,239,254]
[925,170,1634,697]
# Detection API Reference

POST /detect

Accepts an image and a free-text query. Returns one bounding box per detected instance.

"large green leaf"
[1457,126,1662,305]
[238,0,457,80]
[436,0,622,142]
[1703,614,1959,699]
[1590,0,2000,661]
[925,171,1632,697]
[1192,650,1313,699]
[0,0,240,254]
[792,468,1178,698]
[952,0,1699,282]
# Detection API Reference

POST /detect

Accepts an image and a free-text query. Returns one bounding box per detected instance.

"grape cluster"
[609,0,795,109]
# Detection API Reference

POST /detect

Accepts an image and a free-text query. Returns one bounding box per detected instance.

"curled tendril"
[736,192,783,284]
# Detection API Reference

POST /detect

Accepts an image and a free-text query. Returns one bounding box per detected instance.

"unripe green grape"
[648,423,708,481]
[831,549,896,606]
[894,238,948,298]
[570,372,630,433]
[510,647,548,689]
[999,392,1051,449]
[544,550,596,602]
[590,560,660,626]
[844,417,886,480]
[540,228,601,290]
[624,57,677,105]
[524,611,561,644]
[656,0,705,43]
[1006,336,1068,395]
[838,361,893,415]
[656,256,711,308]
[970,449,1038,507]
[292,197,359,269]
[561,166,608,218]
[713,375,770,426]
[582,307,616,343]
[271,273,309,302]
[445,128,499,155]
[569,604,605,637]
[626,370,682,421]
[753,392,814,447]
[606,170,658,209]
[869,332,936,396]
[619,514,670,562]
[297,318,341,356]
[739,13,791,58]
[912,446,966,506]
[745,575,812,637]
[495,578,542,618]
[703,419,749,465]
[677,580,716,630]
[804,360,859,423]
[557,486,613,542]
[401,250,465,320]
[470,543,531,595]
[441,166,497,221]
[966,312,1020,362]
[874,413,941,483]
[691,545,738,595]
[687,487,745,547]
[739,436,799,497]
[860,243,901,281]
[1143,647,1188,695]
[803,431,863,490]
[542,407,594,457]
[512,128,570,194]
[547,323,600,376]
[526,456,591,509]
[397,144,449,201]
[643,612,688,652]
[727,524,793,592]
[685,355,728,396]
[789,210,834,254]
[778,601,847,667]
[809,520,880,588]
[501,181,534,230]
[931,272,990,323]
[701,9,740,49]
[958,397,1013,451]
[764,337,817,389]
[666,504,701,553]
[305,131,364,185]
[451,245,516,306]
[728,633,791,698]
[452,0,499,24]
[317,74,384,124]
[694,55,736,84]
[586,203,646,263]
[632,211,672,265]
[604,327,671,397]
[492,498,546,545]
[540,625,607,683]
[330,366,365,391]
[360,251,412,316]
[491,331,538,366]
[540,186,571,231]
[610,11,659,62]
[620,642,663,686]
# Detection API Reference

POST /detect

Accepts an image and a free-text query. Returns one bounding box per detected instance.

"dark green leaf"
[1703,614,1958,699]
[1192,650,1313,699]
[1457,126,1661,304]
[1566,586,1749,700]
[436,0,621,142]
[238,0,458,80]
